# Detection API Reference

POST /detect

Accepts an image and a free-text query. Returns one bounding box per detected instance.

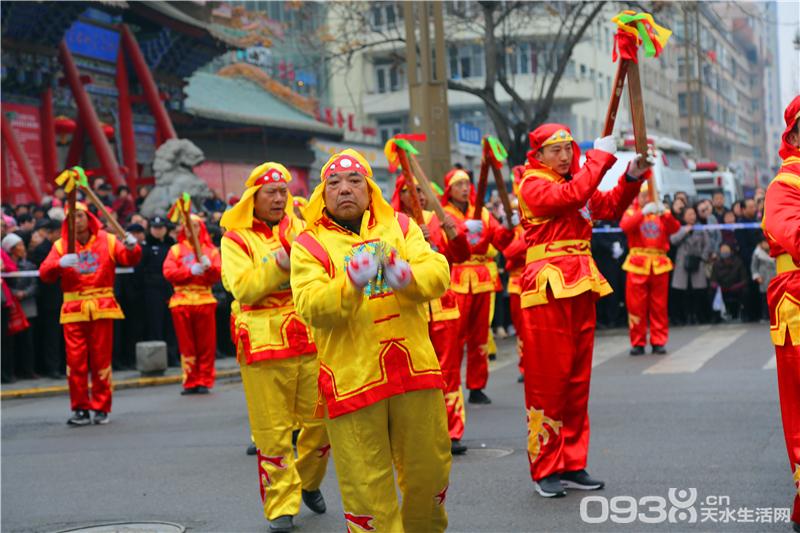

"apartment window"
[564,59,576,79]
[378,121,403,145]
[448,44,484,79]
[678,93,687,116]
[374,59,404,93]
[508,43,531,75]
[371,3,400,31]
[580,64,587,78]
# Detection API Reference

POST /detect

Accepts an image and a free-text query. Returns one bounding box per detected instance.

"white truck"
[690,161,741,206]
[588,135,697,202]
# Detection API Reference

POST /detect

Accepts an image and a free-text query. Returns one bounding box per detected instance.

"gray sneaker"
[302,489,326,514]
[67,410,91,426]
[268,515,293,532]
[534,474,566,498]
[561,469,604,490]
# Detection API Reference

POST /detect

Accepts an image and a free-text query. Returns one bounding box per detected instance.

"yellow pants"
[326,389,451,533]
[487,291,497,355]
[240,354,330,520]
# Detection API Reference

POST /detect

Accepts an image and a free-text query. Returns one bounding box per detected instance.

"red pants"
[521,291,596,481]
[625,271,669,347]
[509,293,524,375]
[454,292,490,390]
[171,304,217,390]
[776,342,800,524]
[64,319,114,413]
[430,319,465,440]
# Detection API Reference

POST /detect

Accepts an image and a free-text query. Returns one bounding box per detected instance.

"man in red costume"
[163,215,221,395]
[442,168,515,404]
[40,203,141,425]
[619,182,680,355]
[391,174,471,454]
[762,95,800,533]
[518,125,649,497]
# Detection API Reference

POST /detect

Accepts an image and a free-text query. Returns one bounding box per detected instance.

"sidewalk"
[0,356,242,400]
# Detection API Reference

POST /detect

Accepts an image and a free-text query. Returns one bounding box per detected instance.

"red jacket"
[443,203,513,294]
[763,154,800,346]
[518,149,640,307]
[423,210,470,321]
[40,229,142,324]
[620,204,681,275]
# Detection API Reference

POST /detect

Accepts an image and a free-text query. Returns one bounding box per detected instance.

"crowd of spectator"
[1,180,776,383]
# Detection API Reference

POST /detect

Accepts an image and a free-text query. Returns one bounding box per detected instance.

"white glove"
[347,251,378,289]
[642,202,658,215]
[383,254,412,290]
[124,232,138,249]
[190,263,205,276]
[200,255,211,268]
[611,241,624,260]
[593,135,617,155]
[275,248,290,271]
[59,253,79,269]
[464,219,484,234]
[656,202,666,215]
[626,150,656,179]
[510,212,520,227]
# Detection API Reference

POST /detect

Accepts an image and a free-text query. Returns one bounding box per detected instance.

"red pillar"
[58,40,124,190]
[119,25,177,142]
[1,115,43,204]
[116,50,138,194]
[65,122,86,168]
[40,87,58,190]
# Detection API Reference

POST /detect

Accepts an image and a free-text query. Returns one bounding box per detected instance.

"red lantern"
[54,115,77,145]
[101,122,115,140]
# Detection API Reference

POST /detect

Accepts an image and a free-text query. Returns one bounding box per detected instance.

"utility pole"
[683,4,693,150]
[693,2,707,157]
[403,2,451,183]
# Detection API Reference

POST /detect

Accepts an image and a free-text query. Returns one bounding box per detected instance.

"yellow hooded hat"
[303,148,395,226]
[220,162,295,230]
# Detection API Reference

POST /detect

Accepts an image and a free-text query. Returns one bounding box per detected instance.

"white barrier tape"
[1,267,134,278]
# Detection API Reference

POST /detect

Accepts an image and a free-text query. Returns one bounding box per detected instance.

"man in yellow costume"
[291,149,452,532]
[220,162,329,533]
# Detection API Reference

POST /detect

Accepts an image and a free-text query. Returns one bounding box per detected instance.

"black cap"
[126,223,145,233]
[150,216,167,227]
[98,183,113,191]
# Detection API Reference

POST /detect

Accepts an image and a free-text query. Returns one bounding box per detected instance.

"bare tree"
[299,1,608,164]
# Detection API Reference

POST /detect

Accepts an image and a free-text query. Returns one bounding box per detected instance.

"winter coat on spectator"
[710,255,747,294]
[670,226,712,290]
[8,257,38,319]
[750,246,777,294]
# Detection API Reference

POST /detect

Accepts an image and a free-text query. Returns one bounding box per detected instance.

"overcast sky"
[777,0,800,108]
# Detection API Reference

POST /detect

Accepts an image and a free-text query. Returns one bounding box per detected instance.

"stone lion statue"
[139,139,210,218]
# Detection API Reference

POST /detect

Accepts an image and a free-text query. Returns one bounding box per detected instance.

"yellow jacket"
[291,210,450,418]
[221,215,315,365]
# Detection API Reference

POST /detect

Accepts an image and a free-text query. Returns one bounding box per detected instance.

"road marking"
[763,355,777,369]
[592,337,628,368]
[644,328,747,374]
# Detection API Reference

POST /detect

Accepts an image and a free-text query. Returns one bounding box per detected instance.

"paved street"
[2,323,794,532]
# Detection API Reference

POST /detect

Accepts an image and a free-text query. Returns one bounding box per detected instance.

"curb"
[0,368,241,400]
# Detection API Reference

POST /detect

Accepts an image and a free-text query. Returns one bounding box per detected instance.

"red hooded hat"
[440,168,476,207]
[60,202,102,242]
[179,214,213,248]
[779,94,800,161]
[390,173,409,212]
[526,123,581,176]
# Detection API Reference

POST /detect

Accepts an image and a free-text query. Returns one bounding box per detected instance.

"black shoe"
[302,489,326,514]
[517,374,525,383]
[67,410,91,426]
[629,346,645,356]
[93,411,109,425]
[268,515,293,532]
[48,372,64,380]
[651,345,667,355]
[534,474,566,498]
[451,439,467,455]
[180,387,198,396]
[246,443,257,456]
[488,353,497,361]
[792,521,800,533]
[195,386,210,394]
[561,469,605,490]
[468,389,491,404]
